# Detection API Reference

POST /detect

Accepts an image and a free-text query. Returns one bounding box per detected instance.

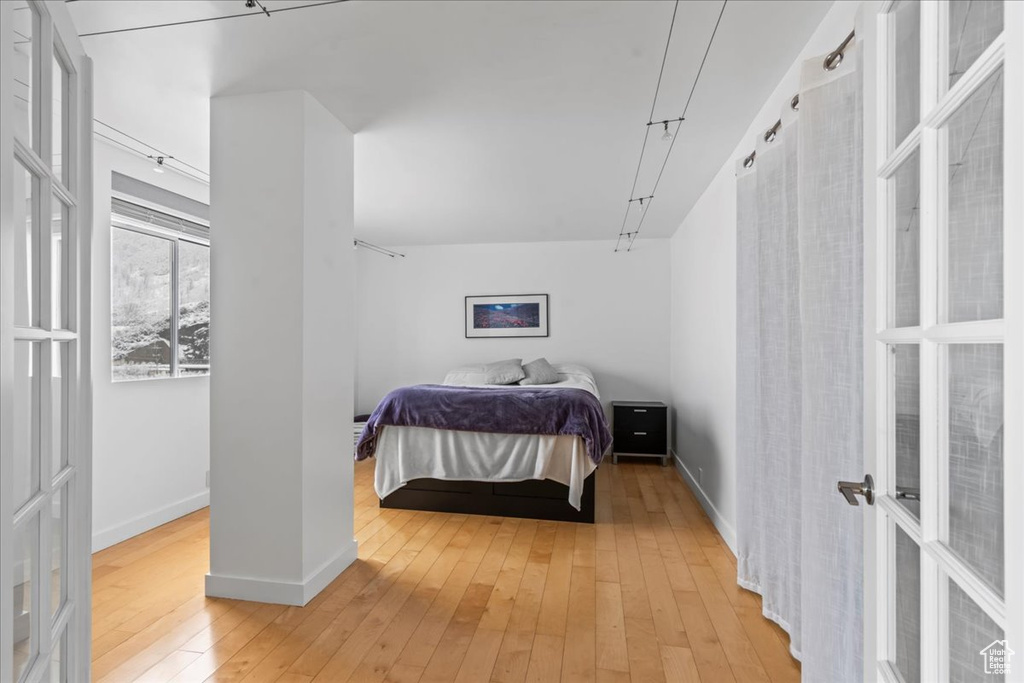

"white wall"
[91,140,211,551]
[668,0,862,551]
[356,239,671,414]
[207,91,355,606]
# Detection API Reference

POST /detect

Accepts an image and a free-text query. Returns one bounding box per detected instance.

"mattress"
[374,426,596,510]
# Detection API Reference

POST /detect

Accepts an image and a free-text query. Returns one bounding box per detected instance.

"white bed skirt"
[373,425,598,510]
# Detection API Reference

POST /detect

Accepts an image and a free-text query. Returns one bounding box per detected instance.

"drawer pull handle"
[634,431,647,436]
[633,409,647,413]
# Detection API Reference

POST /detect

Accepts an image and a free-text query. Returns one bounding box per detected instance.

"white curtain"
[736,44,863,682]
[736,103,803,656]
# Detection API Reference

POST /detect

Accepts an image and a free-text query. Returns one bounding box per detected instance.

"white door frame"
[862,1,1023,681]
[1,1,92,681]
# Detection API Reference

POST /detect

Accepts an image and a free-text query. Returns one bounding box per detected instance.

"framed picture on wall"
[465,294,549,338]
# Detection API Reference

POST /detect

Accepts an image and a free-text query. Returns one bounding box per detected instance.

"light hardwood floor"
[91,459,799,682]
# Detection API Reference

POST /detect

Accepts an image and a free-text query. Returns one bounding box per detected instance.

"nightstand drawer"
[613,406,666,432]
[613,428,666,455]
[610,401,669,462]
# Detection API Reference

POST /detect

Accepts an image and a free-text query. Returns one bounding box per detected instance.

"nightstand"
[611,401,669,466]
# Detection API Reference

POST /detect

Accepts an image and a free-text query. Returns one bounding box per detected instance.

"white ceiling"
[70,0,832,245]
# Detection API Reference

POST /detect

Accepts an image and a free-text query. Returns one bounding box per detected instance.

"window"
[110,199,210,381]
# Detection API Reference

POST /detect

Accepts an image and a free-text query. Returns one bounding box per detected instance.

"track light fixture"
[646,116,684,130]
[628,195,654,213]
[245,0,271,17]
[661,121,672,142]
[148,155,172,173]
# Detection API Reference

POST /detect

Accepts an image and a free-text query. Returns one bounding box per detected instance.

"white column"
[206,91,355,605]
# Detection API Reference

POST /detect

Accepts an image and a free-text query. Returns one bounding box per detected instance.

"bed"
[355,363,610,523]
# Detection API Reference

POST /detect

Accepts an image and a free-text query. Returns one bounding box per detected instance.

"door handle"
[837,474,874,506]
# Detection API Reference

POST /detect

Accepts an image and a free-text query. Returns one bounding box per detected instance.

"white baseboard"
[205,539,358,606]
[92,490,210,552]
[670,449,737,555]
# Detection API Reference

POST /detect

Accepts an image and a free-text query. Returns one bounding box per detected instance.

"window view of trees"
[111,224,210,381]
[177,241,211,375]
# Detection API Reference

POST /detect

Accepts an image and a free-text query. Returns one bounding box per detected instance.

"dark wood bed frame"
[380,472,596,523]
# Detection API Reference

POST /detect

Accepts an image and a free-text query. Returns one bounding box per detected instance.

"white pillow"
[519,358,561,385]
[443,365,487,386]
[482,358,526,385]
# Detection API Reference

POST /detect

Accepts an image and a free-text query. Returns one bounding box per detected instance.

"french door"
[863,1,1023,682]
[1,1,92,682]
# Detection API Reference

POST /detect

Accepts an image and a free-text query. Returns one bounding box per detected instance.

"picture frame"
[465,294,549,338]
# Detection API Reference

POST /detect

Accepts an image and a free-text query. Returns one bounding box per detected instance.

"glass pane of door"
[949,579,1006,680]
[948,1,1004,88]
[890,151,920,328]
[51,343,68,477]
[10,1,35,146]
[892,524,921,682]
[946,344,1003,596]
[944,68,1003,324]
[49,628,65,683]
[11,513,40,683]
[14,162,38,328]
[13,341,41,510]
[51,51,68,183]
[51,198,68,329]
[890,0,921,150]
[50,484,68,618]
[891,344,921,519]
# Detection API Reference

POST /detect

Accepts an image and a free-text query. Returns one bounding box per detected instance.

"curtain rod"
[354,239,405,258]
[740,29,855,170]
[824,30,857,71]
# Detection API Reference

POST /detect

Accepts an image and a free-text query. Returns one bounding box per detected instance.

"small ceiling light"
[637,197,645,212]
[153,156,166,173]
[661,121,672,142]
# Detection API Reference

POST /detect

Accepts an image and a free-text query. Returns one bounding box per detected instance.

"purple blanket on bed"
[355,384,611,464]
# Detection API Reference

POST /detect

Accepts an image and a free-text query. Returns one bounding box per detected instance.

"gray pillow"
[519,357,561,385]
[483,358,526,385]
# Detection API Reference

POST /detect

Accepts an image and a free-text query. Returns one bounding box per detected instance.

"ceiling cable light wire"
[78,0,349,38]
[94,131,209,184]
[623,0,728,252]
[614,0,680,253]
[95,120,209,179]
[645,0,681,131]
